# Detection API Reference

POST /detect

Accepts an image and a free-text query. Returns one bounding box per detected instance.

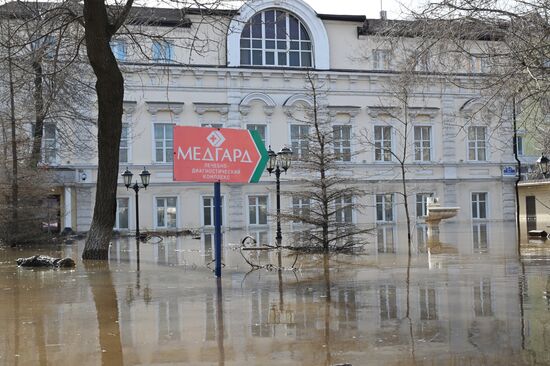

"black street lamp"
[537,154,549,178]
[122,167,151,239]
[266,146,292,246]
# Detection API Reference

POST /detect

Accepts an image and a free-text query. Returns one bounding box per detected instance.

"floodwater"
[1,222,550,366]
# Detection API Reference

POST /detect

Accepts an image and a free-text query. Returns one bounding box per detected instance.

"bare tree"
[282,72,369,252]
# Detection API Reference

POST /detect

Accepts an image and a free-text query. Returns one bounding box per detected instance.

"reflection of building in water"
[472,223,489,254]
[377,226,396,254]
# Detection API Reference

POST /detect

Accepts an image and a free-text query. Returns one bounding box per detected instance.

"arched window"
[240,9,312,67]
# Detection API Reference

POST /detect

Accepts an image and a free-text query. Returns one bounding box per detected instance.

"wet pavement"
[1,222,550,365]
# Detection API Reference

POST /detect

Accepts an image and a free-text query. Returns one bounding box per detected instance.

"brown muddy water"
[1,222,550,366]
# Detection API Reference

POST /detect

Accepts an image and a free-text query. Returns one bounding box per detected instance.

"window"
[333,125,351,161]
[372,49,391,70]
[248,195,268,225]
[32,35,56,59]
[156,197,177,228]
[335,195,353,223]
[377,226,395,253]
[292,197,310,223]
[115,198,129,230]
[111,39,127,61]
[376,194,394,222]
[379,285,397,320]
[374,126,392,162]
[247,124,268,145]
[120,123,129,164]
[419,288,437,320]
[240,10,312,67]
[515,135,524,156]
[473,223,488,253]
[154,124,174,163]
[416,193,434,218]
[414,50,430,72]
[44,123,57,164]
[474,279,493,317]
[468,126,487,161]
[414,126,431,161]
[152,40,173,62]
[202,196,224,227]
[471,192,488,219]
[290,124,309,159]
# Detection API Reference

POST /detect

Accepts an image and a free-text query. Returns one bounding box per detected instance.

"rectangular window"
[473,223,488,253]
[115,198,129,230]
[376,194,394,222]
[110,40,127,61]
[416,193,434,218]
[414,126,432,161]
[468,126,487,161]
[202,196,224,227]
[471,192,488,219]
[379,285,397,320]
[419,288,437,320]
[44,123,57,164]
[292,197,310,223]
[373,49,391,70]
[156,197,177,228]
[515,135,524,156]
[474,279,493,317]
[119,123,129,164]
[248,195,268,225]
[335,195,353,223]
[247,124,268,146]
[154,124,174,163]
[290,124,309,159]
[333,125,351,161]
[374,126,392,162]
[377,226,395,253]
[152,40,173,62]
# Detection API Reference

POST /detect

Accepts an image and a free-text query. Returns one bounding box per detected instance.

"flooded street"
[1,222,550,365]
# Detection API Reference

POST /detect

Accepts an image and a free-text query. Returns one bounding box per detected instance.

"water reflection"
[0,222,548,365]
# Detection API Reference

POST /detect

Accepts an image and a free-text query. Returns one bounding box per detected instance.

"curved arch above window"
[227,0,330,70]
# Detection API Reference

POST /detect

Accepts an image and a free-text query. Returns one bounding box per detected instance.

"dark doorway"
[526,196,537,232]
[43,195,61,233]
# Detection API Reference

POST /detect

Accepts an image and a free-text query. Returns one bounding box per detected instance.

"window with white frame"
[248,195,268,225]
[240,10,312,67]
[377,226,395,253]
[335,195,353,223]
[468,126,487,161]
[333,125,351,162]
[156,197,177,228]
[154,124,174,163]
[376,194,394,222]
[292,197,310,223]
[32,35,56,59]
[115,198,129,230]
[473,223,488,253]
[43,123,57,164]
[290,124,309,159]
[202,196,224,227]
[152,40,173,62]
[471,192,488,219]
[419,288,437,320]
[374,126,392,162]
[515,135,524,156]
[414,126,432,161]
[416,193,434,218]
[379,285,397,320]
[247,124,268,145]
[110,39,127,61]
[372,49,391,70]
[474,279,493,317]
[119,123,129,164]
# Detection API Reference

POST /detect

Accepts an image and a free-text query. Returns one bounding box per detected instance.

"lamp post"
[537,154,549,178]
[122,167,151,239]
[266,146,292,246]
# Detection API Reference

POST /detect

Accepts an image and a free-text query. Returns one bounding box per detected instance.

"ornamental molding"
[145,101,184,115]
[327,106,361,118]
[123,101,137,114]
[193,102,230,115]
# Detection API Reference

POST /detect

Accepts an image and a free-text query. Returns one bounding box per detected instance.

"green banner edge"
[250,130,268,183]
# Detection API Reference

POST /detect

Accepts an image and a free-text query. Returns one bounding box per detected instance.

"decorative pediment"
[327,106,361,118]
[193,103,230,115]
[146,101,184,115]
[367,106,400,119]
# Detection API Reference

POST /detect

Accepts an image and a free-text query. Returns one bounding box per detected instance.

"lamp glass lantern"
[122,168,133,188]
[278,147,292,171]
[267,146,277,174]
[537,154,549,176]
[140,168,151,188]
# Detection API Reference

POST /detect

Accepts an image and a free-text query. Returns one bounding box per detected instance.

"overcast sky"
[305,0,424,18]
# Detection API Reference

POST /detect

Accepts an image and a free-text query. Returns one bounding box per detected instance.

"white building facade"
[55,0,517,241]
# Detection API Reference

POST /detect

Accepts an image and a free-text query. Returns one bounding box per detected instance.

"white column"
[64,187,72,229]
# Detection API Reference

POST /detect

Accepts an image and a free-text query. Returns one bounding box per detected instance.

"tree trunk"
[30,60,45,168]
[8,28,18,247]
[82,0,124,260]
